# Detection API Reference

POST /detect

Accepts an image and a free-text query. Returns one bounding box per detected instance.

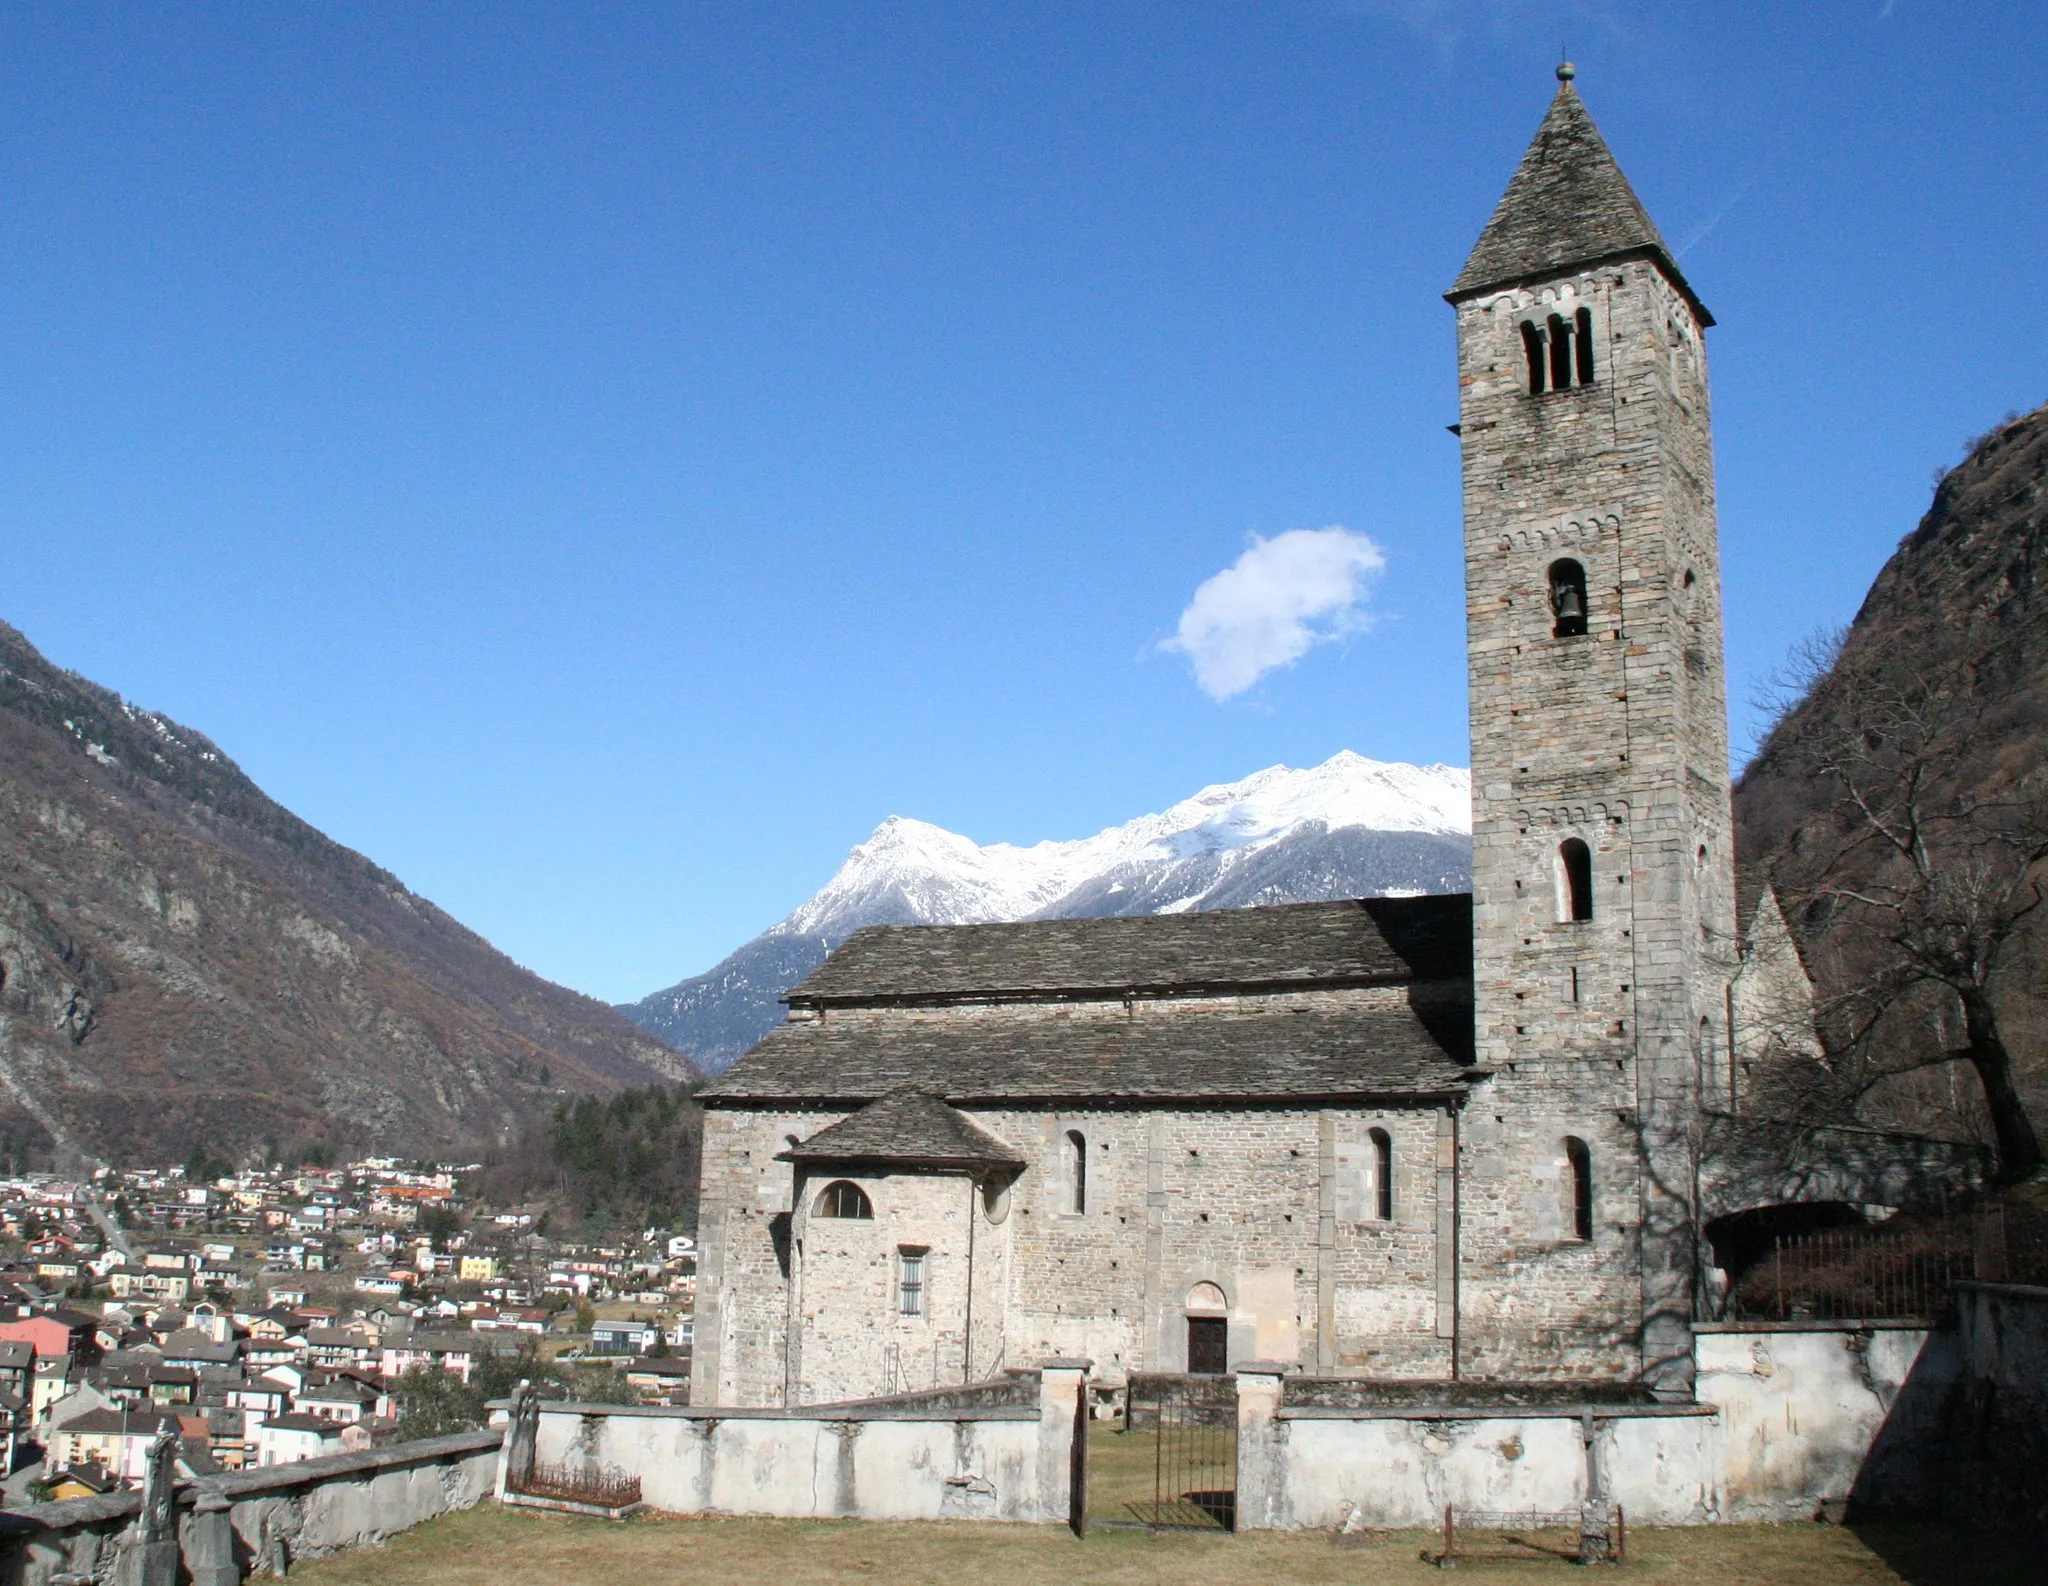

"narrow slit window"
[898,1248,925,1315]
[1547,312,1574,392]
[1559,839,1594,923]
[1548,559,1589,638]
[1521,320,1547,395]
[1066,1129,1087,1215]
[1574,306,1596,384]
[1564,1138,1593,1242]
[1370,1128,1393,1222]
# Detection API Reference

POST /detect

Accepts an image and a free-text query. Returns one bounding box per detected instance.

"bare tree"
[1764,650,2046,1183]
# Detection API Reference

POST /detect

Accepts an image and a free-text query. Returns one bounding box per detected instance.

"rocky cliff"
[1734,400,2048,1135]
[0,620,690,1166]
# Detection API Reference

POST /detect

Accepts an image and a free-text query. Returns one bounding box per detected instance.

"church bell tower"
[1448,67,1736,1398]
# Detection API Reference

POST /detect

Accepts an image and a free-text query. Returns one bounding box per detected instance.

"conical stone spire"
[1449,66,1708,323]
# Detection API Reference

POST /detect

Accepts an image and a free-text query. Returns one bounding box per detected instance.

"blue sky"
[3,3,2044,1003]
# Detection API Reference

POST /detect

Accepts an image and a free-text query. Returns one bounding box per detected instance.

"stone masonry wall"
[692,1105,817,1407]
[527,1364,1087,1527]
[1455,255,1737,1393]
[0,1430,501,1586]
[790,1166,986,1404]
[694,989,1464,1409]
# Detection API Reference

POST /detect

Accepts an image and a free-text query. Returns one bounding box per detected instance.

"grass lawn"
[287,1500,2046,1586]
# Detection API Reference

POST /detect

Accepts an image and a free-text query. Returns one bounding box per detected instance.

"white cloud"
[1163,527,1386,701]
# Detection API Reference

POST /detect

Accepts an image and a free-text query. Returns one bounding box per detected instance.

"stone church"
[692,69,1753,1409]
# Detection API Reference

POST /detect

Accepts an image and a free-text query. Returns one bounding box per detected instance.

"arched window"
[1558,839,1594,923]
[1564,1137,1593,1242]
[1548,559,1589,638]
[1066,1129,1087,1214]
[1369,1128,1393,1222]
[815,1180,873,1220]
[1523,310,1596,395]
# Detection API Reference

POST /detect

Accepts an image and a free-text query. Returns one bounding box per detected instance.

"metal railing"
[1433,1504,1625,1567]
[1728,1201,2048,1323]
[507,1462,643,1509]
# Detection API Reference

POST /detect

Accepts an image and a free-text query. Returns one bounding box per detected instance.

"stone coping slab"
[501,1491,645,1522]
[1694,1319,1934,1333]
[1950,1280,2048,1300]
[1276,1402,1718,1422]
[510,1398,1041,1423]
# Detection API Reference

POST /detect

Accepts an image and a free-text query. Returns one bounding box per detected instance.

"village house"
[0,1306,99,1366]
[108,1265,190,1305]
[303,1326,380,1370]
[470,1306,550,1336]
[294,1377,386,1424]
[621,1355,692,1406]
[224,1377,291,1450]
[379,1331,486,1383]
[39,1461,121,1502]
[253,1411,343,1466]
[590,1318,657,1356]
[0,1339,33,1401]
[46,1407,184,1480]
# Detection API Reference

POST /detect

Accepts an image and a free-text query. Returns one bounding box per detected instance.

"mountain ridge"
[0,618,692,1166]
[623,753,1474,1072]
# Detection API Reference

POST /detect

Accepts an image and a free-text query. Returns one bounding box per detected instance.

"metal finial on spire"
[1556,60,1577,83]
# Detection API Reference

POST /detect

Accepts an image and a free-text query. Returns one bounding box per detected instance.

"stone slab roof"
[779,1092,1029,1168]
[787,895,1472,1005]
[707,1001,1475,1106]
[1448,77,1709,324]
[55,1408,182,1438]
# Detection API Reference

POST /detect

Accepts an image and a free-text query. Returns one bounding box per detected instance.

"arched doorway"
[1184,1281,1228,1375]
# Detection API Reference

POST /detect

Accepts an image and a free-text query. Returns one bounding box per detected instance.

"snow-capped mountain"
[621,752,1472,1072]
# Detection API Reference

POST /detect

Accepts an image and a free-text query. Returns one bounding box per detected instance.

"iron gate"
[1123,1373,1237,1530]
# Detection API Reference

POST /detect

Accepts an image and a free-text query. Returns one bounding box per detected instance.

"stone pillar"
[1577,1412,1611,1564]
[689,1200,728,1407]
[1143,1116,1165,1371]
[1315,1115,1337,1373]
[184,1490,242,1586]
[496,1380,538,1500]
[1434,1108,1459,1349]
[114,1537,181,1586]
[1035,1358,1091,1531]
[689,1416,722,1514]
[827,1420,862,1517]
[1233,1363,1289,1530]
[115,1427,181,1586]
